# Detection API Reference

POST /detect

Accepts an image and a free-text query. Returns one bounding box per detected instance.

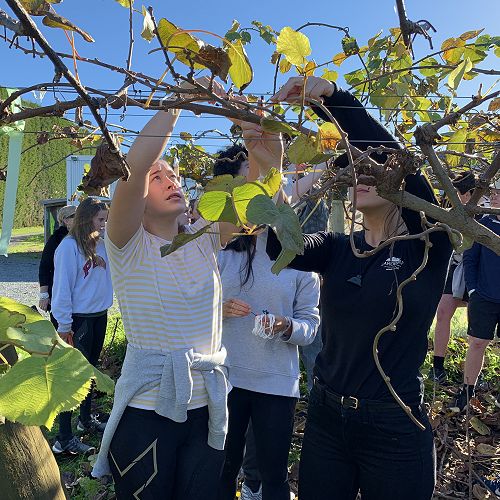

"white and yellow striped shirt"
[105,219,223,410]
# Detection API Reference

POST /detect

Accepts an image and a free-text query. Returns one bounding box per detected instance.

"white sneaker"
[240,482,262,500]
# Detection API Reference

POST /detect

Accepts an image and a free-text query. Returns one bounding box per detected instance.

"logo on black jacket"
[382,256,403,271]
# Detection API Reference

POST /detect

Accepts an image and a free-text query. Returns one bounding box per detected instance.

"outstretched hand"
[272,76,336,104]
[240,121,284,174]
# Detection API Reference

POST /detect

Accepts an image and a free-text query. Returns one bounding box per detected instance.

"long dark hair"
[223,234,257,287]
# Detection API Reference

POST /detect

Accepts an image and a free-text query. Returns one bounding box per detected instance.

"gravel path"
[0,253,40,307]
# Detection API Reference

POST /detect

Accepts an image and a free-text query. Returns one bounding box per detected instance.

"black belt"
[313,377,401,410]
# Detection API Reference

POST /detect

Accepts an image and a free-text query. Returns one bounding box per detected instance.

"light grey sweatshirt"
[218,232,320,398]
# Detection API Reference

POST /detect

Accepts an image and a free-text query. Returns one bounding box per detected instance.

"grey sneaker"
[52,436,96,455]
[240,483,262,500]
[77,415,106,433]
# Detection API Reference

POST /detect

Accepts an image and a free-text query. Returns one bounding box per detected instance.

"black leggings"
[218,388,297,500]
[57,312,107,442]
[109,406,225,500]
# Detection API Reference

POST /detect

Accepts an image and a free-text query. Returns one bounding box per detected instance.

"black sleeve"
[313,88,401,167]
[266,227,336,275]
[38,235,57,287]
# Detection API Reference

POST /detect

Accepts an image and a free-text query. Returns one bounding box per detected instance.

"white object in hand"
[252,313,275,339]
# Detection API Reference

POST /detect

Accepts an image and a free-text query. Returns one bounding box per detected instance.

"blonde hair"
[69,198,108,262]
[57,205,77,225]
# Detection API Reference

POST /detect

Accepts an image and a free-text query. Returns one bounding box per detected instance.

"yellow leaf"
[227,39,253,90]
[157,18,201,56]
[279,58,292,74]
[304,60,316,76]
[114,0,133,7]
[441,37,465,64]
[332,52,348,66]
[42,12,94,43]
[448,57,472,90]
[322,69,338,82]
[318,122,342,152]
[459,29,483,41]
[488,97,500,111]
[276,27,311,66]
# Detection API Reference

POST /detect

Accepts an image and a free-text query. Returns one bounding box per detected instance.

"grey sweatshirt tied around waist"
[92,344,229,477]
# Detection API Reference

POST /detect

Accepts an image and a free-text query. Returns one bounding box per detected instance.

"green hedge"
[0,91,95,228]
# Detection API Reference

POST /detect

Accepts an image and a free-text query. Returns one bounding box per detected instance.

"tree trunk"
[0,344,67,500]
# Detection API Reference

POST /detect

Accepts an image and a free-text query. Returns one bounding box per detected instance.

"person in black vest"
[38,204,76,327]
[264,76,452,500]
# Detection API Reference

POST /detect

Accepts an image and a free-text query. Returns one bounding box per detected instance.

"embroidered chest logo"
[382,256,404,271]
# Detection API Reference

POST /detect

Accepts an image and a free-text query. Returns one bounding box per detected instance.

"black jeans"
[109,406,225,500]
[57,312,107,443]
[299,384,435,500]
[218,388,297,500]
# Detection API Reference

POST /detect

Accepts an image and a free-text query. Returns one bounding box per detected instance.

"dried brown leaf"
[193,45,231,82]
[79,141,125,195]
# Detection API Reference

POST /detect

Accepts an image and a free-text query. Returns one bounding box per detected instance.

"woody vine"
[0,0,499,430]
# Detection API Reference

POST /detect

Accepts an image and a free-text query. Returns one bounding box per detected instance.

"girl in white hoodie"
[51,197,113,454]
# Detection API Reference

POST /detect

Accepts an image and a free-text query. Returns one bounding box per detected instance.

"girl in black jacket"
[38,204,76,327]
[267,76,452,500]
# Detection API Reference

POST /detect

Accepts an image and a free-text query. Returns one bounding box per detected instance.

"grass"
[7,233,44,255]
[10,226,43,236]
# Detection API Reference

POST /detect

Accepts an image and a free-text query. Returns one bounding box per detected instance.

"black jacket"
[267,89,452,405]
[39,225,68,298]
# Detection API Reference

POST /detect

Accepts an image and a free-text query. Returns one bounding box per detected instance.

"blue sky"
[1,0,499,152]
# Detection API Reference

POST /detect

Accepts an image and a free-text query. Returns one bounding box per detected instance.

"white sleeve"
[290,163,327,204]
[51,240,78,332]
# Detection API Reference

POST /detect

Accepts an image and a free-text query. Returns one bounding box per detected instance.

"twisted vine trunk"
[0,344,67,500]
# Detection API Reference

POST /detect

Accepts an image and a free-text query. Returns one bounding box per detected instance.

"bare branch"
[5,0,130,180]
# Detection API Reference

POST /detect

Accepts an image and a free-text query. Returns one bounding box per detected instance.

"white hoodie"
[51,236,113,332]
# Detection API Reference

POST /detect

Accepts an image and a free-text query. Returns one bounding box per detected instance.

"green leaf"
[260,117,299,136]
[0,297,42,324]
[322,69,338,82]
[470,416,491,436]
[141,5,155,42]
[260,168,282,197]
[341,36,359,56]
[271,249,298,275]
[448,58,472,90]
[276,27,311,66]
[246,196,304,274]
[0,309,25,334]
[205,174,246,193]
[227,39,253,90]
[418,57,440,77]
[4,320,57,356]
[160,224,212,257]
[0,347,114,429]
[287,135,318,164]
[198,191,238,224]
[232,183,271,225]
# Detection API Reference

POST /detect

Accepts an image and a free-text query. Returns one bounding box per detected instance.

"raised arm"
[106,109,180,249]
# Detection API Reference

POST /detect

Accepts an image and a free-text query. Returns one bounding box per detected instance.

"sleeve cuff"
[57,323,72,333]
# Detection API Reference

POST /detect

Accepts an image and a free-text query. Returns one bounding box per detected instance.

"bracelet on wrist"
[39,292,49,299]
